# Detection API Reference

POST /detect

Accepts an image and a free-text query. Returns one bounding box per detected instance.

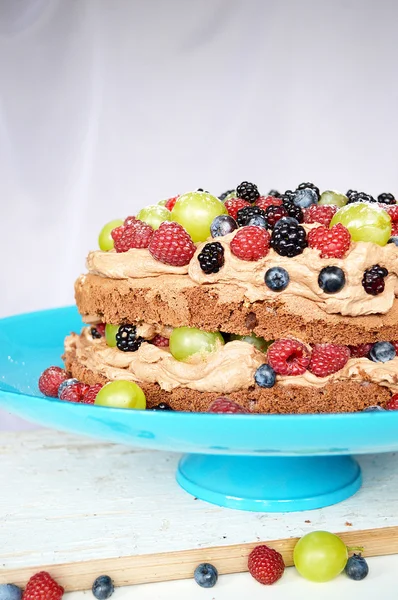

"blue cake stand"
[1,307,397,512]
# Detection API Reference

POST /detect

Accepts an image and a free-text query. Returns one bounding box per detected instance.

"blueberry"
[247,215,268,229]
[151,402,173,411]
[273,216,299,229]
[318,266,346,294]
[254,364,276,388]
[369,341,396,363]
[0,585,22,600]
[388,236,398,246]
[264,267,290,291]
[58,378,79,398]
[194,563,218,588]
[92,575,114,599]
[293,188,318,208]
[363,405,385,412]
[210,215,238,238]
[345,554,369,580]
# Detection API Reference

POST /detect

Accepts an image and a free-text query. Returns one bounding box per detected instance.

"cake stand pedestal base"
[177,454,362,512]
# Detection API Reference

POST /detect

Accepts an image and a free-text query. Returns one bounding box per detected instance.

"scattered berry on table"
[246,215,268,229]
[282,202,304,223]
[264,267,290,291]
[297,182,320,199]
[267,339,311,376]
[363,405,385,412]
[116,325,143,352]
[38,367,68,398]
[151,402,173,411]
[210,215,237,238]
[82,384,103,405]
[348,343,373,358]
[209,398,247,414]
[92,575,115,600]
[377,192,396,205]
[265,205,288,227]
[271,221,307,257]
[230,226,271,261]
[369,341,396,363]
[256,195,283,210]
[194,563,218,588]
[236,181,260,203]
[248,545,285,585]
[0,584,22,600]
[386,394,398,410]
[165,195,179,212]
[345,554,369,581]
[111,221,154,252]
[318,266,346,294]
[151,334,169,348]
[218,188,235,202]
[23,571,64,600]
[236,205,267,228]
[198,242,225,274]
[268,189,281,198]
[224,197,250,220]
[304,204,337,226]
[148,221,196,266]
[57,378,79,398]
[362,264,389,295]
[60,382,90,403]
[308,344,350,377]
[292,187,318,209]
[308,223,351,258]
[254,364,276,388]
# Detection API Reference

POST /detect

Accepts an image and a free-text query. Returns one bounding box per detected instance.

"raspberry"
[236,181,260,203]
[267,339,311,376]
[348,343,373,358]
[236,205,267,227]
[392,341,398,354]
[386,394,398,410]
[248,545,285,585]
[256,195,283,210]
[151,334,169,347]
[165,195,179,211]
[224,197,250,220]
[124,215,137,226]
[111,221,153,252]
[91,323,106,338]
[23,571,64,600]
[148,222,195,266]
[270,221,307,257]
[82,383,103,405]
[362,264,388,295]
[264,205,287,227]
[304,204,337,226]
[377,192,396,205]
[198,242,225,274]
[386,205,398,222]
[59,382,90,403]
[308,344,350,377]
[392,222,398,236]
[307,223,351,258]
[209,398,247,414]
[230,226,270,261]
[38,366,68,397]
[96,323,106,336]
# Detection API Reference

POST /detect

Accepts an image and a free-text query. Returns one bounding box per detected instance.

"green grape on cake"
[137,205,171,230]
[171,191,227,242]
[98,219,124,251]
[330,203,391,246]
[319,190,348,208]
[169,327,224,362]
[105,323,119,347]
[230,333,272,352]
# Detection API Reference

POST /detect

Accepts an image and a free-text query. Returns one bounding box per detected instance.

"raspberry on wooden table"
[267,339,311,376]
[224,197,250,220]
[248,545,285,585]
[148,222,195,266]
[38,366,68,397]
[23,571,64,600]
[307,223,351,258]
[304,204,337,226]
[209,398,247,414]
[59,382,90,403]
[308,344,350,377]
[230,226,270,261]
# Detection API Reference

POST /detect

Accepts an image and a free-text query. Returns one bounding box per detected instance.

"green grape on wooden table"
[319,190,348,208]
[105,323,119,348]
[171,191,227,242]
[293,531,348,582]
[169,327,224,362]
[330,202,392,246]
[137,205,171,230]
[98,219,124,251]
[95,380,146,409]
[230,333,272,352]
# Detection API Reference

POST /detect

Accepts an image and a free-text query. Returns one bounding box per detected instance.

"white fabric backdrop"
[1,0,398,429]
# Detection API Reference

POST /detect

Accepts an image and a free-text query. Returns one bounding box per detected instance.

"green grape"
[158,199,168,206]
[169,327,224,362]
[319,190,348,208]
[230,333,272,352]
[171,191,227,242]
[293,531,348,582]
[330,203,392,246]
[95,380,146,409]
[137,205,171,230]
[98,219,124,251]
[222,191,236,203]
[105,323,119,347]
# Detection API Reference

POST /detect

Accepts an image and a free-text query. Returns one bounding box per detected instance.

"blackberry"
[271,221,307,257]
[362,264,388,295]
[196,187,209,193]
[198,242,225,274]
[265,205,288,227]
[218,188,235,202]
[281,189,295,202]
[297,181,320,200]
[283,201,304,223]
[236,181,260,203]
[377,192,396,205]
[151,402,173,411]
[91,327,102,339]
[346,189,357,199]
[236,205,267,227]
[268,189,281,198]
[116,325,143,352]
[347,191,376,204]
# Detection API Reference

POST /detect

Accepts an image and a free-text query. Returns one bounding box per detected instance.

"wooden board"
[0,430,398,592]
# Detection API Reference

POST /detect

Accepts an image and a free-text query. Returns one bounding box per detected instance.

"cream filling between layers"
[65,329,398,394]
